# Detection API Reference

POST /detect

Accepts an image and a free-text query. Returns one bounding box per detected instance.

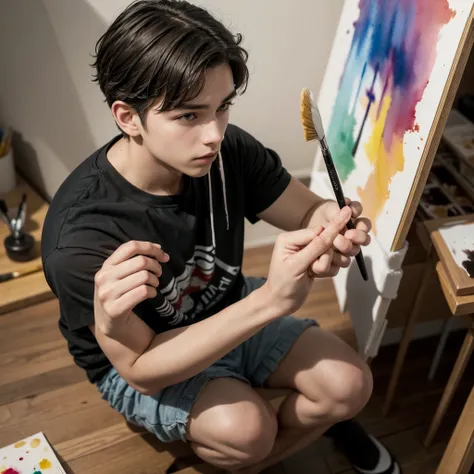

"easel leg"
[435,383,474,474]
[382,261,432,417]
[424,319,474,447]
[428,316,457,381]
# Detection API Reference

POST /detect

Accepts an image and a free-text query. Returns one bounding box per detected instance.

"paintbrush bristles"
[300,88,327,143]
[300,88,318,142]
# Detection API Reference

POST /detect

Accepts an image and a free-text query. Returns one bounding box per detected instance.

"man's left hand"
[309,198,371,277]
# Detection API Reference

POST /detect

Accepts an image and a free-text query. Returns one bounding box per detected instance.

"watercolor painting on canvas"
[314,0,473,250]
[0,432,65,474]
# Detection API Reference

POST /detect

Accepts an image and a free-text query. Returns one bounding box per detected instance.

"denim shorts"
[96,277,316,443]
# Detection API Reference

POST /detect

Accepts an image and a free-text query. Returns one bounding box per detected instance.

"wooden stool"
[382,215,474,474]
[435,382,474,474]
[423,263,474,448]
[383,216,474,417]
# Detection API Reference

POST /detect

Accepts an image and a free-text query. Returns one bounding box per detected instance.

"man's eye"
[177,113,197,122]
[219,102,234,112]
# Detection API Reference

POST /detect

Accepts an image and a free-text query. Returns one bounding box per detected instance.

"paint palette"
[0,433,65,474]
[439,222,474,278]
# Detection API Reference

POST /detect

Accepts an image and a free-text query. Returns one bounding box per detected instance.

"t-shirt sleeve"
[43,247,105,331]
[231,125,292,223]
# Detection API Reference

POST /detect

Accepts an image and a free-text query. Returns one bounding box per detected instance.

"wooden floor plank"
[0,364,85,406]
[0,244,473,473]
[65,434,173,474]
[0,392,123,448]
[0,339,72,386]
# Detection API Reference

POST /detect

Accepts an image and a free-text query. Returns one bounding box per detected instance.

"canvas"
[0,433,65,474]
[314,0,473,251]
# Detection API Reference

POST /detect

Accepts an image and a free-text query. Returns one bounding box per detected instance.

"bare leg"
[186,378,278,471]
[235,327,373,473]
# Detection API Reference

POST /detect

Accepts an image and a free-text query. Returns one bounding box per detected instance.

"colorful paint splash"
[326,0,455,232]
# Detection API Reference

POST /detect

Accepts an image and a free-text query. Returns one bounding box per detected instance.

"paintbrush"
[13,193,27,238]
[0,127,12,157]
[300,87,369,281]
[0,199,14,234]
[0,262,43,283]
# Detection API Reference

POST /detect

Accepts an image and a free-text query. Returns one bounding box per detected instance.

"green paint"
[328,111,357,181]
[326,67,358,182]
[33,471,42,474]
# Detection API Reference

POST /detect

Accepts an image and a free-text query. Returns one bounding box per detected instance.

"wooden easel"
[383,1,474,419]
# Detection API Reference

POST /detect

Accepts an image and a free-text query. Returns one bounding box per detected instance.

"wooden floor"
[0,245,473,473]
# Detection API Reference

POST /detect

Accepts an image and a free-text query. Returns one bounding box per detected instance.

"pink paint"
[380,0,454,156]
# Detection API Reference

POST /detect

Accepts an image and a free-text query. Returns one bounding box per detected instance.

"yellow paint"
[358,94,405,234]
[1,465,7,473]
[30,438,41,448]
[14,441,26,448]
[39,458,52,469]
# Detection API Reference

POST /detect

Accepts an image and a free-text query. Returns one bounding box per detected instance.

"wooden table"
[382,215,474,474]
[0,176,54,314]
[383,215,474,415]
[436,381,474,474]
[432,263,474,474]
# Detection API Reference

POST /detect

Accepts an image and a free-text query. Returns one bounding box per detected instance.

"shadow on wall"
[0,0,114,200]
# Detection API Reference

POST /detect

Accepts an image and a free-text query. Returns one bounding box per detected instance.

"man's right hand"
[263,206,352,315]
[93,240,169,334]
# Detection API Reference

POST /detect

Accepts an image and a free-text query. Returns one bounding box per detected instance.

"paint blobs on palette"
[439,222,474,277]
[29,440,40,450]
[0,433,65,474]
[461,250,474,277]
[38,460,51,470]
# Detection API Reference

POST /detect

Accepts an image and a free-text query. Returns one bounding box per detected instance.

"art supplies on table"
[442,108,474,163]
[0,193,36,263]
[0,261,43,283]
[414,144,474,222]
[0,432,66,474]
[0,127,12,158]
[0,127,15,193]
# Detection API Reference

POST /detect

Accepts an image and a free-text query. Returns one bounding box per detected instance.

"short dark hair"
[91,0,249,134]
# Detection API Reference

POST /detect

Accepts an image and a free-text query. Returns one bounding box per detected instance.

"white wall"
[87,0,344,176]
[0,0,344,245]
[0,0,98,196]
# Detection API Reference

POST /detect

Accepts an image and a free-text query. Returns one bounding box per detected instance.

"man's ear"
[111,101,142,137]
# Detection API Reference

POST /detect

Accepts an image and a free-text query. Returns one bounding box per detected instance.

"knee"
[323,360,373,421]
[214,403,278,466]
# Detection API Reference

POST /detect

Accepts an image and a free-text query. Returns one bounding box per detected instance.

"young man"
[42,1,400,473]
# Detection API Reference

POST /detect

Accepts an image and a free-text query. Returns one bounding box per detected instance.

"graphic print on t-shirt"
[154,244,240,325]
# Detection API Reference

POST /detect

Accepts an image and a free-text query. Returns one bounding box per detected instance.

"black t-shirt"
[41,124,291,383]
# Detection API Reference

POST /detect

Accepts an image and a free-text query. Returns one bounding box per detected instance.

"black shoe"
[324,419,401,474]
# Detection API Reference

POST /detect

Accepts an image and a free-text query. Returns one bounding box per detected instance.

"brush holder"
[4,233,36,262]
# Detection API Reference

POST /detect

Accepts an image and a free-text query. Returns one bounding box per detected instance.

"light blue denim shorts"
[96,277,316,443]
